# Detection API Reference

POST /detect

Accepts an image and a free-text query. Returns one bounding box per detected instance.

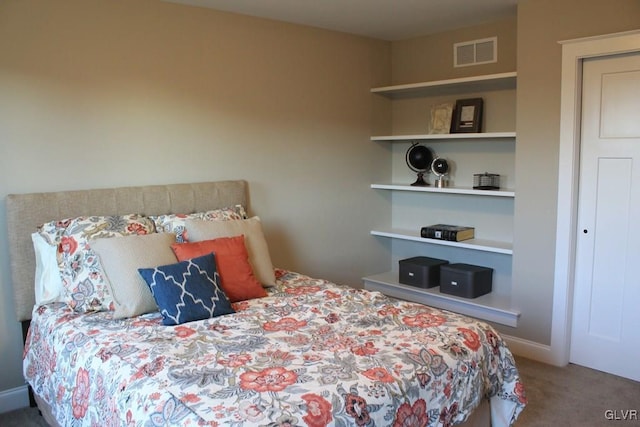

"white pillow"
[32,232,64,305]
[90,233,178,319]
[185,216,276,287]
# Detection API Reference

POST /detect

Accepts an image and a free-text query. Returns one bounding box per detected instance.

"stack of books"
[421,224,475,242]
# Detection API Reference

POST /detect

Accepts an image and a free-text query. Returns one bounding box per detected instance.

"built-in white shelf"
[367,72,518,324]
[371,72,517,99]
[371,183,515,198]
[363,271,520,327]
[371,132,516,142]
[370,228,513,255]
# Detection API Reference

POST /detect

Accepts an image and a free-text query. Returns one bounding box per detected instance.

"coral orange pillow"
[171,235,267,302]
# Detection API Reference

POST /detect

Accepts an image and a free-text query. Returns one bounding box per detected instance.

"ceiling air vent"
[454,37,497,67]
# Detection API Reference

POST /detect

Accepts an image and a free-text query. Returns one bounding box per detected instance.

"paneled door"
[570,52,640,381]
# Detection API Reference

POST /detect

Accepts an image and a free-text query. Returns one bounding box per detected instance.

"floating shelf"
[363,271,520,327]
[370,228,513,255]
[371,132,516,142]
[371,183,515,198]
[367,72,518,325]
[371,72,517,99]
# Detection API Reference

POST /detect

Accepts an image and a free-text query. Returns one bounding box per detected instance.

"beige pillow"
[185,216,276,287]
[90,233,178,319]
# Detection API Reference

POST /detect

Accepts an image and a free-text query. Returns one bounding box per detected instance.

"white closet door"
[570,52,640,381]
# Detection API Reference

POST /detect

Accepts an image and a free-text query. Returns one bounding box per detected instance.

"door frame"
[552,29,640,366]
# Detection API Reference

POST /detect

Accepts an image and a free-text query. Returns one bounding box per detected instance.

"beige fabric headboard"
[6,180,248,322]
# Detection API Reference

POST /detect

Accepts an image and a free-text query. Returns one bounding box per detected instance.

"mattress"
[24,269,526,426]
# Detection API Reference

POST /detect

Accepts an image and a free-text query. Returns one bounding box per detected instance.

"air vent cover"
[454,37,497,67]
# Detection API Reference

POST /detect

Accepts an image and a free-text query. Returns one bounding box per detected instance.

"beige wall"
[0,0,391,395]
[512,0,640,344]
[391,17,517,84]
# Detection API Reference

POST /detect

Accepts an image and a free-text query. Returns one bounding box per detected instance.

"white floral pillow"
[38,214,156,312]
[150,205,247,243]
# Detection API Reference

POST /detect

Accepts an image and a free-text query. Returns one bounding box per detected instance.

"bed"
[6,180,526,426]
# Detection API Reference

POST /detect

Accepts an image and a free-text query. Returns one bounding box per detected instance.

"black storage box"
[399,256,449,288]
[440,263,493,298]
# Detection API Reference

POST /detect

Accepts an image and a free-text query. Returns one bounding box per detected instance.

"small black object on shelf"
[440,263,493,299]
[473,173,500,190]
[431,157,449,188]
[406,143,433,186]
[399,256,449,289]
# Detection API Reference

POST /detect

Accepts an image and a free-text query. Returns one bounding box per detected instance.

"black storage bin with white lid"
[439,263,493,298]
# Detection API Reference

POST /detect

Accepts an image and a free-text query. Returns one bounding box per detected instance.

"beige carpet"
[0,406,47,427]
[514,356,640,426]
[1,356,638,426]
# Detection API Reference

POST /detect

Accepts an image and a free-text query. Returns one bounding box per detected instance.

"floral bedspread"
[24,269,526,426]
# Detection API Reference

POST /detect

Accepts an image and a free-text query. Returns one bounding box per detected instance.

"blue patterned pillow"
[138,254,234,325]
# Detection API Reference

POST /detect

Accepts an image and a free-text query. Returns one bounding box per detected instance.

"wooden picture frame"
[452,98,483,133]
[429,103,454,134]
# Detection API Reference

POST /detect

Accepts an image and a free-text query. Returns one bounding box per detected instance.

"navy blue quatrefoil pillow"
[138,253,234,326]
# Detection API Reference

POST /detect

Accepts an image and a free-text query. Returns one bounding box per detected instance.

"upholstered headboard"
[6,180,248,322]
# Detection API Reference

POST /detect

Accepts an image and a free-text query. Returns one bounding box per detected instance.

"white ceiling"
[164,0,518,41]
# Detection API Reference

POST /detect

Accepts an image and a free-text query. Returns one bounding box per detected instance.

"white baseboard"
[502,334,565,366]
[0,385,29,414]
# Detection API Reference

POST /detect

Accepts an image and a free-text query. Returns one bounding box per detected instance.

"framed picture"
[429,103,454,134]
[452,98,483,133]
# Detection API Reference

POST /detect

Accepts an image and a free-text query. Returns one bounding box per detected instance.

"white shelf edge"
[363,273,520,327]
[371,183,515,197]
[371,132,516,141]
[371,72,517,96]
[363,271,520,327]
[370,229,513,255]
